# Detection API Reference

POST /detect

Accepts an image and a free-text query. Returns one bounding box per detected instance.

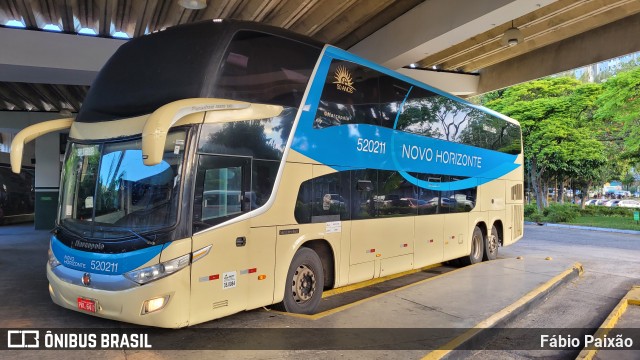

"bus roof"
[76,20,324,123]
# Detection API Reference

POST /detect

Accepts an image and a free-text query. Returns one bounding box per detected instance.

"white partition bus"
[11,20,523,328]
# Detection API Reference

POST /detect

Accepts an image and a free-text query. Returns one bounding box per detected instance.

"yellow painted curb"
[422,262,584,360]
[576,285,640,360]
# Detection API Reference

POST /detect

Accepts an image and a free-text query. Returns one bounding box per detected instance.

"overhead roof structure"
[1,0,639,116]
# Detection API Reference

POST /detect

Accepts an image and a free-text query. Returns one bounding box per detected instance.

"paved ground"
[463,225,640,359]
[1,224,639,359]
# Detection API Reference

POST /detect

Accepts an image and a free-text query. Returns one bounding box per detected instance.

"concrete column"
[34,132,61,229]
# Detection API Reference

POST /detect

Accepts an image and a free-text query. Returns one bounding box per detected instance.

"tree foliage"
[478,63,640,210]
[594,67,640,162]
[480,77,609,210]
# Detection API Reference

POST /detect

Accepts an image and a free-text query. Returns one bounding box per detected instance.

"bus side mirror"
[10,118,73,173]
[356,180,373,192]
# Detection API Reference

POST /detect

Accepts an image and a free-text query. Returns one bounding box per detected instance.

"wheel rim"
[487,232,498,255]
[291,264,316,304]
[472,233,482,259]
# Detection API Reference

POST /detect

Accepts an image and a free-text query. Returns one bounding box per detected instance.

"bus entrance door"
[190,155,252,322]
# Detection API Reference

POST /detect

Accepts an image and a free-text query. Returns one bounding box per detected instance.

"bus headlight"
[48,247,61,268]
[124,254,190,285]
[142,295,170,315]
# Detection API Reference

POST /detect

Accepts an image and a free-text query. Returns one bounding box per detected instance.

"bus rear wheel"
[461,226,484,266]
[483,225,499,261]
[277,247,324,314]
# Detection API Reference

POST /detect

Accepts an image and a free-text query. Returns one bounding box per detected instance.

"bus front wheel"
[461,226,484,266]
[278,247,324,314]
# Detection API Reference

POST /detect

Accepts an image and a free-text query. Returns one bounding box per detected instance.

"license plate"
[77,297,96,313]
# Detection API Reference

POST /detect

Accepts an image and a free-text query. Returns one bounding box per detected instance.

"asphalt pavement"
[1,223,639,359]
[463,225,640,359]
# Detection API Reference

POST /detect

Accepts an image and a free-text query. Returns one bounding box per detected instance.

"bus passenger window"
[314,60,381,129]
[415,173,445,215]
[252,160,279,208]
[202,167,243,221]
[311,172,347,223]
[194,155,250,229]
[294,179,313,224]
[376,170,416,216]
[215,31,321,108]
[294,171,350,224]
[351,169,377,220]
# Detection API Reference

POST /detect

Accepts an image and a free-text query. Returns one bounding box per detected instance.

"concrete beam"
[0,111,65,131]
[0,27,125,85]
[478,12,640,94]
[348,0,557,70]
[396,69,479,96]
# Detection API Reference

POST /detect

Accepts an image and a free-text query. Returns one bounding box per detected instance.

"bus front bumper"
[47,263,191,328]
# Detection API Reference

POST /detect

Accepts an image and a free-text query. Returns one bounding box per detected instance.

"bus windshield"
[58,130,187,239]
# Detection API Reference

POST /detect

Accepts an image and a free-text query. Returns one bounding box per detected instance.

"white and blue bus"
[11,19,523,328]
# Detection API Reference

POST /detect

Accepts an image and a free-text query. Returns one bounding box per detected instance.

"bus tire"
[483,225,499,261]
[461,226,484,266]
[277,247,324,314]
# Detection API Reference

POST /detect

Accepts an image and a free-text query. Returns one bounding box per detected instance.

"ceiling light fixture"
[42,23,62,32]
[501,20,523,47]
[5,19,26,28]
[112,31,130,39]
[179,0,207,10]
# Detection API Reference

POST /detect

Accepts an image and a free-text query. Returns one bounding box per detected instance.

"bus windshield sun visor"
[142,98,282,166]
[10,118,74,174]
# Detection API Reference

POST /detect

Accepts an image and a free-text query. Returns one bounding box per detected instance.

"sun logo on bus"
[333,66,355,93]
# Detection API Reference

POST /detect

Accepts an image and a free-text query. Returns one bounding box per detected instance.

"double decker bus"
[11,20,523,328]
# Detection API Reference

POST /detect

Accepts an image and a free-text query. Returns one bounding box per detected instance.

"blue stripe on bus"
[51,236,165,275]
[292,47,519,191]
[293,123,518,190]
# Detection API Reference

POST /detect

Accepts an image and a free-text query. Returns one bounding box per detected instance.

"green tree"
[481,78,606,210]
[622,172,636,191]
[594,67,640,164]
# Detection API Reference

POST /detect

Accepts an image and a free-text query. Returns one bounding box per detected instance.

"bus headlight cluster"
[124,254,190,285]
[48,247,61,268]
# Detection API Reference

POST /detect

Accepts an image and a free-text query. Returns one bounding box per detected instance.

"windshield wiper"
[51,224,86,241]
[126,229,157,246]
[50,224,62,236]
